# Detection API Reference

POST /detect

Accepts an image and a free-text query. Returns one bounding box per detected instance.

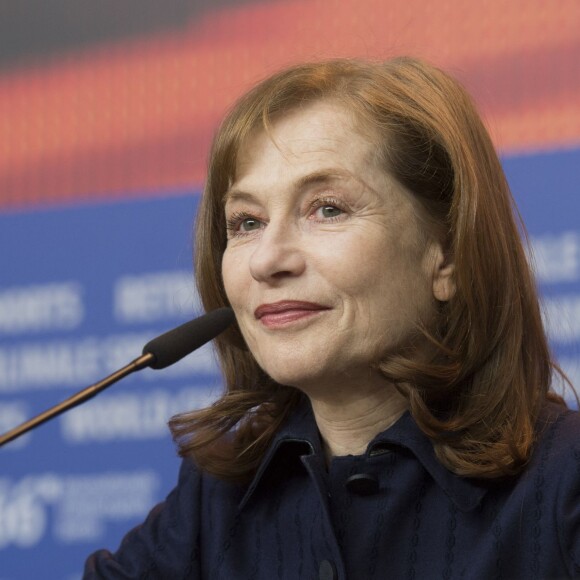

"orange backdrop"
[0,0,578,209]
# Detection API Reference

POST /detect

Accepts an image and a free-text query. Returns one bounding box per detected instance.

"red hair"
[170,58,567,482]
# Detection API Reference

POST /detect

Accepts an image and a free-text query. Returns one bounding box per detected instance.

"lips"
[254,301,330,327]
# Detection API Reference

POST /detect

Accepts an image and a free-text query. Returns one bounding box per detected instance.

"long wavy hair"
[169,57,566,482]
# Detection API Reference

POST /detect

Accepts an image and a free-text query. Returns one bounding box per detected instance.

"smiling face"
[222,100,449,396]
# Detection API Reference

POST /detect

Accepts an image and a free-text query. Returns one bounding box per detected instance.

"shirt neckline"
[238,396,489,512]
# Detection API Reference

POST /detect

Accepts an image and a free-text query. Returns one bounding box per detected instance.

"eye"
[309,196,347,222]
[318,205,343,219]
[225,210,264,237]
[239,217,262,231]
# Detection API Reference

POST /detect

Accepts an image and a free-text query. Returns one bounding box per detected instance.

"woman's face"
[222,100,448,394]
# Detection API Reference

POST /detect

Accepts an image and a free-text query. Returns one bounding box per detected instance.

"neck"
[307,376,408,462]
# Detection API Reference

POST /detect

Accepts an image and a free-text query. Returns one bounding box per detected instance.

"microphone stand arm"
[0,353,154,448]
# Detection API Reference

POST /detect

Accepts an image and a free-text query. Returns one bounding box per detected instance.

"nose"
[249,220,306,283]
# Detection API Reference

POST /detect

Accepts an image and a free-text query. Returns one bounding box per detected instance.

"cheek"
[311,230,380,277]
[314,232,395,291]
[221,249,244,306]
[327,232,431,318]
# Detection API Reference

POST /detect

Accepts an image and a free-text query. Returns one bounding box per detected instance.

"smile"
[254,301,330,328]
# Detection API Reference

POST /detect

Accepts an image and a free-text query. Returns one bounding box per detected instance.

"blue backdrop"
[0,147,579,579]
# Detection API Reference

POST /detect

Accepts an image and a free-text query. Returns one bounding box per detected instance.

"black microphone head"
[142,307,235,369]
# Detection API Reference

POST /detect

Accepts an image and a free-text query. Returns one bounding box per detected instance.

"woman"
[85,58,580,579]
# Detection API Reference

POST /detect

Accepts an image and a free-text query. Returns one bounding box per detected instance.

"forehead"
[229,100,380,196]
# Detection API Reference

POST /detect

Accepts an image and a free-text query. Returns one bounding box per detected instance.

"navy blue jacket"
[84,400,580,579]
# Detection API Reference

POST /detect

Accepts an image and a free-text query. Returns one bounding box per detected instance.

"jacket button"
[319,559,337,580]
[345,473,379,496]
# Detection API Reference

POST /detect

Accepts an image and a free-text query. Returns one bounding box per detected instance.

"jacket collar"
[366,411,488,511]
[238,400,321,511]
[238,397,488,512]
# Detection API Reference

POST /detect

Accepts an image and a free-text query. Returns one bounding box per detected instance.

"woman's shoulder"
[537,399,580,442]
[530,400,580,476]
[175,454,248,502]
[83,456,245,579]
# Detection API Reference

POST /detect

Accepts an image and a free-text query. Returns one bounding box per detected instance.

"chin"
[260,361,324,391]
[265,370,314,390]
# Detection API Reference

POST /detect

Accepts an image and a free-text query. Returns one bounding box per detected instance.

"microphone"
[0,308,235,447]
[143,307,235,369]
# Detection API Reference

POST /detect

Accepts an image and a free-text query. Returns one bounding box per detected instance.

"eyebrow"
[222,168,354,205]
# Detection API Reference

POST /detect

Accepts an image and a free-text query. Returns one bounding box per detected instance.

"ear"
[430,242,455,302]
